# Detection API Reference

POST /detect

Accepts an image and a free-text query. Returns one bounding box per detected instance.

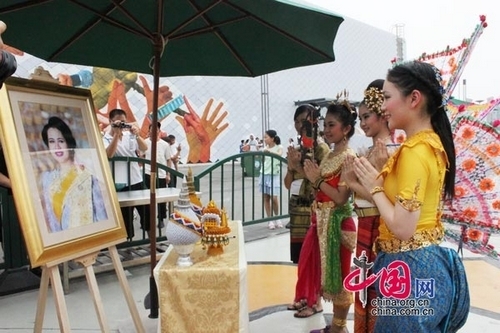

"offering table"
[154,220,249,333]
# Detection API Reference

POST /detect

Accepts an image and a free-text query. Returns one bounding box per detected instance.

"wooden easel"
[34,245,145,333]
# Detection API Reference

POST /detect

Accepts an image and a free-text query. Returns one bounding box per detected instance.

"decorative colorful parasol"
[443,224,499,259]
[395,14,500,258]
[441,115,500,259]
[447,97,500,124]
[435,15,500,258]
[393,15,488,98]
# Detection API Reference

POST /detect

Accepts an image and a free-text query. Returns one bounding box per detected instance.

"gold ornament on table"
[200,200,231,255]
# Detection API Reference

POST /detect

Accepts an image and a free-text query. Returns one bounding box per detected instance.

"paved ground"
[0,225,499,332]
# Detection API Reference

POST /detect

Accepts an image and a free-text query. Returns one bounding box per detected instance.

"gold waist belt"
[375,227,444,253]
[354,207,379,217]
[312,200,335,210]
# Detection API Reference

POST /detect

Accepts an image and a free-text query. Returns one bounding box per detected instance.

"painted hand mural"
[58,67,229,164]
[58,68,142,131]
[105,80,137,126]
[176,96,229,163]
[137,75,174,138]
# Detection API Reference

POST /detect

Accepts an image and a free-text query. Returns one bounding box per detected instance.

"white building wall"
[167,17,396,158]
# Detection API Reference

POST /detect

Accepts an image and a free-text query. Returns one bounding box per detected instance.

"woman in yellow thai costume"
[298,100,357,333]
[40,117,107,232]
[343,79,398,333]
[354,61,469,332]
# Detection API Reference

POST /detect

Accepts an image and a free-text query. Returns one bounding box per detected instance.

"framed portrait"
[0,77,126,267]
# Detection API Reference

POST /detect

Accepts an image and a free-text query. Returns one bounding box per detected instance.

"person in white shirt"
[259,130,284,229]
[248,134,258,152]
[144,122,172,227]
[103,108,148,240]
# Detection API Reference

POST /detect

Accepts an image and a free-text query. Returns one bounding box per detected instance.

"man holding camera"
[104,108,148,240]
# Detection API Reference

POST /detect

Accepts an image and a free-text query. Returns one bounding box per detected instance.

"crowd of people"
[240,133,263,152]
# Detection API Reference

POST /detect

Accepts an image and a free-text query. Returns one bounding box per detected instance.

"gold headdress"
[363,87,384,115]
[334,89,355,114]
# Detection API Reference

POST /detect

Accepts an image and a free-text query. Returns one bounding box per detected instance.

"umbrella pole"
[147,37,163,320]
[147,0,166,319]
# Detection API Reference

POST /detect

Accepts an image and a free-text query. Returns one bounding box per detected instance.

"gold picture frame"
[0,77,126,267]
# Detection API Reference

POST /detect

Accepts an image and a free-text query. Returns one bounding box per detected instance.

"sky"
[309,0,499,101]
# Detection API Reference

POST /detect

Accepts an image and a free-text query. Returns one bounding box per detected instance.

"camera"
[112,121,132,129]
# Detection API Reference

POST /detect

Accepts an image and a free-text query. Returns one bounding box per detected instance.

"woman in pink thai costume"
[353,61,469,332]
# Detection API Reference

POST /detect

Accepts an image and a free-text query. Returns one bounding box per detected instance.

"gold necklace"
[320,148,354,179]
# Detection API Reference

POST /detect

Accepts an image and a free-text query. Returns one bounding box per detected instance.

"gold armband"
[370,186,385,195]
[395,195,422,212]
[395,179,422,212]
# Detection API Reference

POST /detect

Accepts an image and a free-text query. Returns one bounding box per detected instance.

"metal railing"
[108,156,181,247]
[111,152,290,229]
[193,151,289,226]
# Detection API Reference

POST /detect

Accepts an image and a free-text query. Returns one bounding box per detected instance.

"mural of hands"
[91,68,139,111]
[56,68,142,132]
[176,97,229,163]
[138,75,173,138]
[53,65,230,164]
[104,80,138,129]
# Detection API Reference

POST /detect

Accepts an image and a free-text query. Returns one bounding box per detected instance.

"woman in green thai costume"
[295,99,357,333]
[40,116,107,232]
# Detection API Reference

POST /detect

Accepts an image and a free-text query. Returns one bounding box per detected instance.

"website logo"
[343,251,435,316]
